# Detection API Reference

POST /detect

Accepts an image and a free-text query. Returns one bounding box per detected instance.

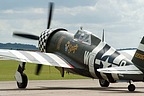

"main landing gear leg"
[15,62,28,89]
[128,80,135,92]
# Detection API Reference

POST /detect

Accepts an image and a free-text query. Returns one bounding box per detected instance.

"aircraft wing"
[0,49,73,68]
[97,65,142,74]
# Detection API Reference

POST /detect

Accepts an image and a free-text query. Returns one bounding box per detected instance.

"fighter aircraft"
[0,2,144,92]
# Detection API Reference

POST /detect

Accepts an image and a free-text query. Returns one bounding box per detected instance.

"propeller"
[13,32,39,40]
[13,2,54,40]
[13,2,54,75]
[35,2,54,75]
[47,2,53,29]
[35,64,42,75]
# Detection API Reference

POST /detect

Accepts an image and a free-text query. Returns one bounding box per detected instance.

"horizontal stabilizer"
[97,65,142,74]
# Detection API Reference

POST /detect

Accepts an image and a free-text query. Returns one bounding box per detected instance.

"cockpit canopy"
[74,30,91,45]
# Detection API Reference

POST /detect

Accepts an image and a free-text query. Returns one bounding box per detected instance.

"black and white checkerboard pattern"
[38,30,50,52]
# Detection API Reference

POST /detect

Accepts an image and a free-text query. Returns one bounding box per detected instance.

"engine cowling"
[38,28,67,52]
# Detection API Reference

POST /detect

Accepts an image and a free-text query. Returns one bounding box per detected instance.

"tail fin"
[132,37,144,72]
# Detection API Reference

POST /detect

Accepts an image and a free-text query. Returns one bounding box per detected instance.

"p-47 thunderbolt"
[0,3,144,92]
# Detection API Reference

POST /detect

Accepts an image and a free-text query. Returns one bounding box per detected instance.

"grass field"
[0,60,88,81]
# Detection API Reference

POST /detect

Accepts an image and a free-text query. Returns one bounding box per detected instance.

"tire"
[17,73,28,89]
[99,79,110,87]
[128,84,135,92]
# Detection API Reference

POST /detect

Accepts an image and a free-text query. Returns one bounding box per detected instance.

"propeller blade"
[13,32,39,40]
[36,3,54,75]
[47,2,54,29]
[35,64,43,75]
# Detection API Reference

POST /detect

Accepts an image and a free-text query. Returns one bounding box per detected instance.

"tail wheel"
[17,73,28,89]
[99,79,110,87]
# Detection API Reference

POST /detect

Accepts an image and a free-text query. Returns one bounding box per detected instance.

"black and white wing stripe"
[0,49,73,68]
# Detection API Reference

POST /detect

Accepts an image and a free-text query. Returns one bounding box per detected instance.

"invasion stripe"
[88,42,106,78]
[19,51,41,64]
[9,50,31,62]
[27,52,52,66]
[95,44,111,59]
[36,52,60,67]
[46,53,71,68]
[94,43,111,79]
[102,47,116,58]
[106,73,115,82]
[92,42,106,53]
[0,49,71,68]
[100,72,107,80]
[111,73,119,80]
[113,53,125,65]
[0,50,18,60]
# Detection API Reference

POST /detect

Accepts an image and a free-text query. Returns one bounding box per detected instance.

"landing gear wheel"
[17,73,28,89]
[99,79,110,87]
[128,84,135,92]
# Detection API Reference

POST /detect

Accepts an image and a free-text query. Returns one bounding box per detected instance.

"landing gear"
[15,62,28,89]
[17,73,28,88]
[99,79,110,87]
[128,81,135,91]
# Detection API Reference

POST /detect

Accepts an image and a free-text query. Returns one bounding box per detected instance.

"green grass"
[0,60,88,81]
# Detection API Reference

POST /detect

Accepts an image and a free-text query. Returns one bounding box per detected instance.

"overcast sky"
[0,0,144,49]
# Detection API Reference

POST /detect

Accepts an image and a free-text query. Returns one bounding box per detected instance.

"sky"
[0,0,144,49]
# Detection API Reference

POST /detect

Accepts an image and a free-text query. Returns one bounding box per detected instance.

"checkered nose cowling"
[38,29,52,52]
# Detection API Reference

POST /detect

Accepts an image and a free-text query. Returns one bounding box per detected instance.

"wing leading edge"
[0,49,73,68]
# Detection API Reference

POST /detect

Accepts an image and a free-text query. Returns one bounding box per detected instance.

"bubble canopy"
[74,30,92,45]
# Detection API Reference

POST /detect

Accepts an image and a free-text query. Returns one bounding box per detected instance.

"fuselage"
[45,29,143,82]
